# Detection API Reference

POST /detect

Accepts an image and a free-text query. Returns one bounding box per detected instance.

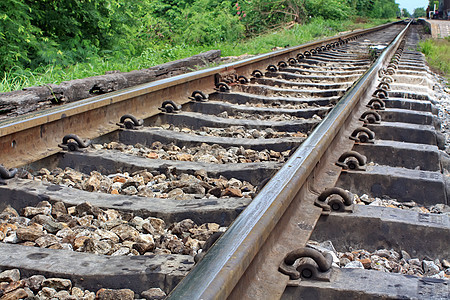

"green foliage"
[419,38,450,81]
[306,0,351,20]
[174,0,245,45]
[346,0,399,18]
[0,0,39,71]
[413,7,426,18]
[236,0,398,29]
[366,0,399,18]
[237,0,308,32]
[402,8,411,18]
[1,0,400,91]
[141,0,244,45]
[0,17,392,93]
[428,1,439,9]
[0,0,141,72]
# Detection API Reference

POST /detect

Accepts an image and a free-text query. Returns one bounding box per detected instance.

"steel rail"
[0,22,399,168]
[166,21,412,300]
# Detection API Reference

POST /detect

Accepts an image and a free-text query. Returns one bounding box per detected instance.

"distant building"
[439,0,450,18]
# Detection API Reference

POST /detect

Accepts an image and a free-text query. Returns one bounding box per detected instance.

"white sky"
[396,0,429,13]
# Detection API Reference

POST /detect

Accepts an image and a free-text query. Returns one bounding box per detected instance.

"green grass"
[0,17,395,93]
[419,37,450,82]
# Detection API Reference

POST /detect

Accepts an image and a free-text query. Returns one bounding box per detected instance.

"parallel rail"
[0,22,399,168]
[1,20,445,300]
[166,21,412,300]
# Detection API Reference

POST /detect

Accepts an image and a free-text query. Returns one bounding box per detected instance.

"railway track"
[0,20,449,299]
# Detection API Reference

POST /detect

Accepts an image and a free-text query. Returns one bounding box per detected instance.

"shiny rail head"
[167,21,411,300]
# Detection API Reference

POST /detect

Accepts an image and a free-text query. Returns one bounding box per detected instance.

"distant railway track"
[0,19,449,299]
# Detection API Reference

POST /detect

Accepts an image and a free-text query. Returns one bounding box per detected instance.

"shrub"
[305,0,350,20]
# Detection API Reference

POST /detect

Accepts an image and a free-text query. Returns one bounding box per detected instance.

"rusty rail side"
[166,21,411,300]
[0,22,400,168]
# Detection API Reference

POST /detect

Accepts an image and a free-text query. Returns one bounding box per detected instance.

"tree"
[0,0,146,72]
[429,0,439,10]
[402,8,411,17]
[0,0,408,74]
[345,0,398,18]
[413,7,426,18]
[0,0,40,72]
[305,0,351,20]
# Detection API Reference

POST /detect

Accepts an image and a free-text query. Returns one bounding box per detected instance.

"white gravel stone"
[344,261,364,269]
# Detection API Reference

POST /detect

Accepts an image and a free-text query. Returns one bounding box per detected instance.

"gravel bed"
[269,84,329,91]
[216,111,321,121]
[307,240,450,280]
[432,74,450,153]
[290,67,359,74]
[0,201,225,257]
[290,78,353,84]
[93,141,291,164]
[0,268,166,299]
[271,82,351,90]
[158,124,307,139]
[272,92,316,98]
[353,194,450,215]
[31,167,256,200]
[240,102,318,110]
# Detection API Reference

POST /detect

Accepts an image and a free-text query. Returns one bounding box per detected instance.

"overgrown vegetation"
[1,0,400,92]
[420,38,450,82]
[413,7,426,18]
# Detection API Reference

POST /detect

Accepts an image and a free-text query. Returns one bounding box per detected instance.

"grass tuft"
[419,37,450,82]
